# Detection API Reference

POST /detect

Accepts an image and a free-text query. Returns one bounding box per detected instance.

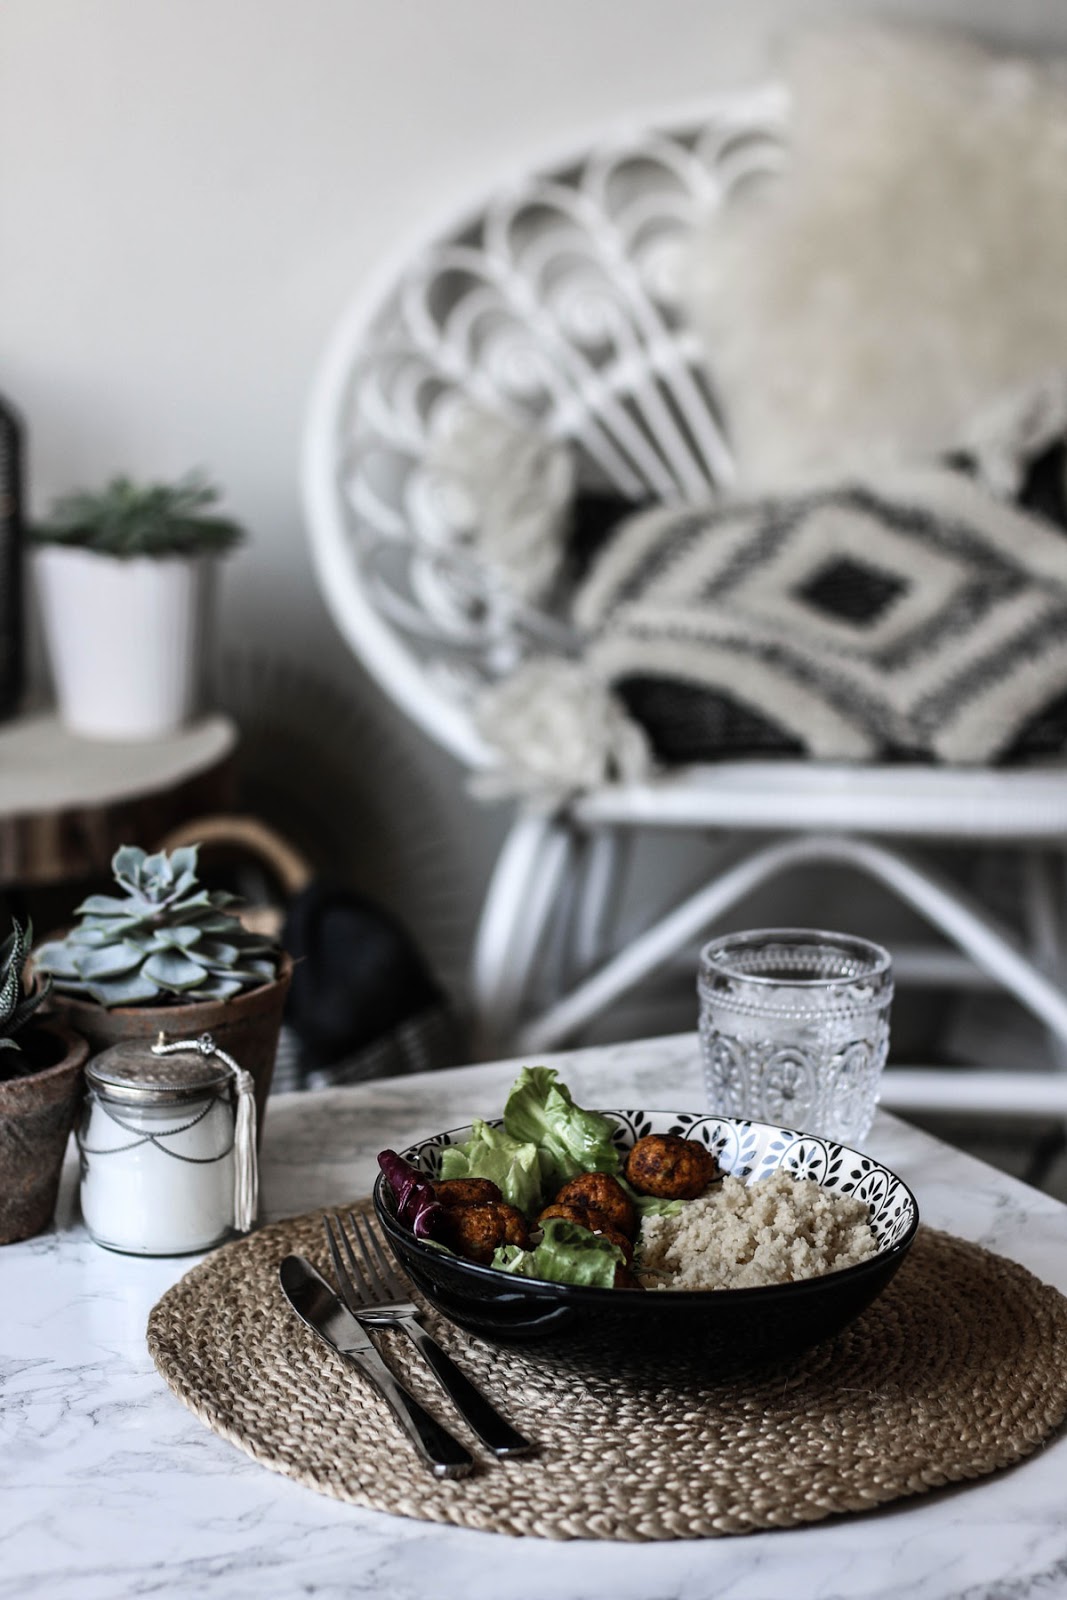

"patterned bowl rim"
[373,1109,921,1304]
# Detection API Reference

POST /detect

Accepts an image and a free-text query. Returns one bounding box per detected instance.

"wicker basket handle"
[156,814,313,896]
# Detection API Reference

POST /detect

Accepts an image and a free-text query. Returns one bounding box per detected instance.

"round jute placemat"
[146,1201,1067,1541]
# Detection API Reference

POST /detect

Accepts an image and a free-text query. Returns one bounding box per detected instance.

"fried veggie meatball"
[432,1177,502,1208]
[592,1223,634,1267]
[552,1172,638,1239]
[536,1201,587,1228]
[624,1133,718,1200]
[537,1204,634,1264]
[438,1201,529,1265]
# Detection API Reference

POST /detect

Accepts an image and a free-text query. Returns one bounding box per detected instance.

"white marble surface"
[3,1034,1067,1600]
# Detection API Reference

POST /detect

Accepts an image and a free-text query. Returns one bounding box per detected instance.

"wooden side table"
[0,711,237,889]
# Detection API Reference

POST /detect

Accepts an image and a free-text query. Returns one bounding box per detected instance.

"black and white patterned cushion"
[571,470,1067,765]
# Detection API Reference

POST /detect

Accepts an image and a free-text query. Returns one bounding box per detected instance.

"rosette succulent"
[1,918,51,1054]
[34,845,278,1008]
[33,473,245,559]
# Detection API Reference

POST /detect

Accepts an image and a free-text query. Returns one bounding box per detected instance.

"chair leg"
[1021,850,1062,978]
[570,827,630,976]
[516,832,1067,1055]
[517,832,818,1052]
[469,810,575,1058]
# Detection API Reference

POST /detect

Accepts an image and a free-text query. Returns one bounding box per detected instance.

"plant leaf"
[142,951,209,991]
[141,851,172,888]
[168,890,214,913]
[72,942,145,980]
[86,972,166,1007]
[192,914,246,935]
[32,941,83,980]
[192,940,239,966]
[111,845,146,888]
[243,957,278,980]
[80,915,154,939]
[0,919,25,996]
[8,980,51,1033]
[74,894,139,916]
[0,934,21,1004]
[191,976,244,1001]
[149,925,201,952]
[206,966,271,991]
[0,966,19,1020]
[168,846,199,880]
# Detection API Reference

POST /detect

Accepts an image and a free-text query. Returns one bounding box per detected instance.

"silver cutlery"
[323,1211,533,1459]
[278,1254,473,1479]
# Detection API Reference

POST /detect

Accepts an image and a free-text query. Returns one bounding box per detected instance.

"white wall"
[5,0,1067,1002]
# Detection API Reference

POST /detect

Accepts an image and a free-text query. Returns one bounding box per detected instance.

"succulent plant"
[34,845,278,1008]
[1,918,51,1053]
[33,473,245,559]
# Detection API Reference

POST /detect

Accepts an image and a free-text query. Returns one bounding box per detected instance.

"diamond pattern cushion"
[572,470,1067,765]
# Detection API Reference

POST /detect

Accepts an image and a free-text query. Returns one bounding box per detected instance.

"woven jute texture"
[146,1201,1067,1541]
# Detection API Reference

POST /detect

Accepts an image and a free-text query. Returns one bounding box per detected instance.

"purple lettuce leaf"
[377,1150,447,1241]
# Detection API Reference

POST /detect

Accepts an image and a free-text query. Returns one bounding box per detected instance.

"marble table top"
[3,1033,1067,1600]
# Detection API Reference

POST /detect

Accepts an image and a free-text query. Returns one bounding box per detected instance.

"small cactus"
[34,844,278,1008]
[0,918,51,1052]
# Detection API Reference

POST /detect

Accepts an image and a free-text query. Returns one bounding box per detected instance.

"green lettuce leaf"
[491,1218,623,1288]
[437,1118,545,1213]
[502,1066,620,1193]
[618,1175,684,1219]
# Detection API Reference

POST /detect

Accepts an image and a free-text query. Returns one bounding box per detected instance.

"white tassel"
[230,1065,259,1233]
[151,1032,259,1236]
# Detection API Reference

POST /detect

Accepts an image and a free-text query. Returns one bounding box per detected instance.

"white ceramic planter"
[34,547,214,739]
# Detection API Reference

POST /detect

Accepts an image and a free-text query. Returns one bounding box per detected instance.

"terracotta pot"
[43,951,292,1145]
[0,1021,89,1245]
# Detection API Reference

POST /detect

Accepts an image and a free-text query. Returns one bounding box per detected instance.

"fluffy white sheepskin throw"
[683,24,1067,488]
[472,657,652,804]
[426,405,575,604]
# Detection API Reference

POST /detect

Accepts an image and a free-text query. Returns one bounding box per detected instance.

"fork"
[323,1212,533,1458]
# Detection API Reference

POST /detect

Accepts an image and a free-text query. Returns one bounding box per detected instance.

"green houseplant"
[0,919,89,1244]
[35,844,291,1136]
[32,473,246,739]
[34,475,245,559]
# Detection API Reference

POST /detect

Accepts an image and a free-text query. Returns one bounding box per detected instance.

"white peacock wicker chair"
[304,88,1067,1116]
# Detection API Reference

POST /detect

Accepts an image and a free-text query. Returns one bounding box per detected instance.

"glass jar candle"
[78,1038,244,1255]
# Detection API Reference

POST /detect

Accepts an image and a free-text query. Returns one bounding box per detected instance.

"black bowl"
[373,1109,919,1374]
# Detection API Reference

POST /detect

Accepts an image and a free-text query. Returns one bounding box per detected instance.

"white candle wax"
[79,1089,236,1256]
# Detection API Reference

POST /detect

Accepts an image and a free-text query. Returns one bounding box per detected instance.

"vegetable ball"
[438,1201,529,1264]
[551,1172,637,1239]
[432,1177,502,1208]
[624,1133,718,1200]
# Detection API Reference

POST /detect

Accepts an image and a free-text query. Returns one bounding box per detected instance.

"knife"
[279,1255,473,1479]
